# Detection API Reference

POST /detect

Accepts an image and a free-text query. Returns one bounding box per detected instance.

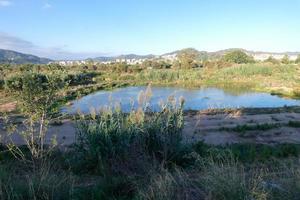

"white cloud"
[0,0,12,7]
[43,3,52,9]
[0,32,110,60]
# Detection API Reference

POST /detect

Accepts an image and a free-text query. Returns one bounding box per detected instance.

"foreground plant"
[72,86,185,175]
[5,70,66,160]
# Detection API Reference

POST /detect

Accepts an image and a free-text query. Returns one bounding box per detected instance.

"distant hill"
[0,49,52,64]
[91,48,300,63]
[162,48,300,61]
[1,48,299,64]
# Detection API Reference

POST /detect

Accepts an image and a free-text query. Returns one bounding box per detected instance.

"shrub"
[292,88,300,98]
[65,72,98,86]
[5,72,66,159]
[223,50,255,64]
[281,55,290,64]
[264,56,280,64]
[142,60,172,69]
[177,48,201,69]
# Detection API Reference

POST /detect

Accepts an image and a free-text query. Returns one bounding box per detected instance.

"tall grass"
[71,88,185,175]
[219,64,273,77]
[135,69,203,87]
[137,168,203,200]
[0,158,74,200]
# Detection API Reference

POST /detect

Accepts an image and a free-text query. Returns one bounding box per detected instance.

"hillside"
[163,48,300,61]
[0,49,52,64]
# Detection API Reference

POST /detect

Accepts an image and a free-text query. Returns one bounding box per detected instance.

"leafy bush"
[6,72,65,115]
[142,60,172,69]
[177,48,202,69]
[5,72,66,159]
[293,88,300,98]
[264,56,280,64]
[223,50,255,64]
[65,72,98,86]
[281,55,290,64]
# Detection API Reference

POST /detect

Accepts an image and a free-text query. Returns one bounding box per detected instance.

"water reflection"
[62,86,300,114]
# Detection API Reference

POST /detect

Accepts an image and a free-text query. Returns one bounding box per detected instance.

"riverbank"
[1,105,300,199]
[2,106,300,146]
[1,63,300,114]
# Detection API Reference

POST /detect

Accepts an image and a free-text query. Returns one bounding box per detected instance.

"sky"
[0,0,300,60]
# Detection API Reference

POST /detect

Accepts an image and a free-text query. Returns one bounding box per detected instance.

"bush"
[223,50,255,64]
[5,72,66,159]
[71,92,184,175]
[177,48,202,69]
[292,88,300,98]
[5,73,65,114]
[264,56,280,64]
[281,55,290,64]
[142,60,172,69]
[65,72,98,86]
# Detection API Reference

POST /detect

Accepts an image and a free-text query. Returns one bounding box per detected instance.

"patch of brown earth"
[1,108,300,146]
[0,102,16,112]
[183,111,300,145]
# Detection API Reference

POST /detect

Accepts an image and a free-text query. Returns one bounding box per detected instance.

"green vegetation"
[72,94,184,174]
[2,103,300,199]
[0,53,300,199]
[223,50,255,64]
[176,48,203,68]
[265,56,280,64]
[295,55,300,64]
[288,121,300,128]
[221,123,281,135]
[1,52,300,113]
[0,49,52,64]
[281,55,290,64]
[4,71,66,159]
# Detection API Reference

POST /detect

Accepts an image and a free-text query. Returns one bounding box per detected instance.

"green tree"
[177,48,200,69]
[223,50,255,64]
[281,55,290,64]
[5,71,66,159]
[142,60,172,69]
[264,56,280,64]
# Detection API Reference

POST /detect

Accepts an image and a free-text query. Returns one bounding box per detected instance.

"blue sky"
[0,0,300,59]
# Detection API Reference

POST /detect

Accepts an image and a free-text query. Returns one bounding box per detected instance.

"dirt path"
[1,107,300,146]
[183,110,300,145]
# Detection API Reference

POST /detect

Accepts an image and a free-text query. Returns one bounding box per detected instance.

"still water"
[62,86,300,114]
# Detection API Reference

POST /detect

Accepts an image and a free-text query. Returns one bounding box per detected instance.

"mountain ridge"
[1,48,300,64]
[0,49,52,64]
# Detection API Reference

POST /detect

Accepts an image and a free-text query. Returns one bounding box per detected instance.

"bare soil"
[1,107,300,146]
[183,109,300,145]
